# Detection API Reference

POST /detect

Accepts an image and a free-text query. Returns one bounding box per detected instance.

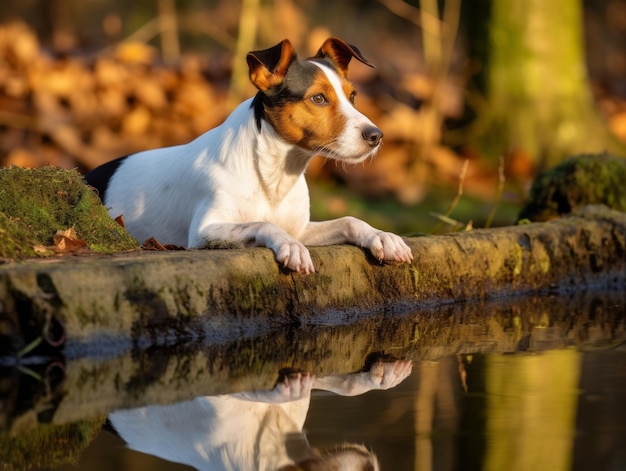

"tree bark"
[463,0,626,169]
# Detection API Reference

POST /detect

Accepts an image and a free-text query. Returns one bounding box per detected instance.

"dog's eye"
[349,91,357,104]
[310,94,328,105]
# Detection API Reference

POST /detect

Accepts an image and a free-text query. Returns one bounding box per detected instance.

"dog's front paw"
[275,240,315,274]
[272,371,314,402]
[367,360,413,390]
[365,231,413,264]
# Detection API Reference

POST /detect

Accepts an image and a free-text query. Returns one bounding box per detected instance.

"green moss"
[228,272,280,313]
[519,153,626,221]
[0,417,105,469]
[0,166,139,259]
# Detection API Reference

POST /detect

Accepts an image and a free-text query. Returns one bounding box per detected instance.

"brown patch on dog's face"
[264,67,354,154]
[251,53,382,162]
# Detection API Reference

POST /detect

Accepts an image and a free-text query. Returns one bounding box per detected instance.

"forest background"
[0,0,625,233]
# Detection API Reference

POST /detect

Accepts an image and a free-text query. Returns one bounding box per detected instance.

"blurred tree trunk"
[43,0,77,52]
[482,350,581,471]
[463,0,625,170]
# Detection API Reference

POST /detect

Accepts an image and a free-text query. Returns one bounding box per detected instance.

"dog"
[85,37,413,273]
[107,359,413,470]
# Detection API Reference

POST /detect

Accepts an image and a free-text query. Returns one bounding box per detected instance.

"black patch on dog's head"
[251,59,321,131]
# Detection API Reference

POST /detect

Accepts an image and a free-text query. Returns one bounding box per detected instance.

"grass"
[308,179,522,236]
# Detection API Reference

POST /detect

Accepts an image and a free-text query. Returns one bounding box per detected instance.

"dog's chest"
[232,178,310,237]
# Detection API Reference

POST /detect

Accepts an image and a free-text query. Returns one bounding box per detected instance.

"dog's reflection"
[107,359,412,470]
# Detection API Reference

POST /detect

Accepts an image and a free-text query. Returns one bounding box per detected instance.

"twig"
[158,0,180,65]
[430,159,470,232]
[17,336,43,358]
[93,0,180,64]
[121,17,161,45]
[429,212,464,230]
[178,12,236,50]
[484,155,506,228]
[227,0,261,110]
[375,0,444,36]
[420,0,443,68]
[17,365,43,382]
[443,158,469,219]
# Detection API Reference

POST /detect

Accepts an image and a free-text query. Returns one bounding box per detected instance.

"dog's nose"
[362,126,383,147]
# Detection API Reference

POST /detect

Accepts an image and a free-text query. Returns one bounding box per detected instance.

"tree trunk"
[463,0,625,169]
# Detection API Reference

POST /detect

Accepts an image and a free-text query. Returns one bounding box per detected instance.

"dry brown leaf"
[114,214,126,228]
[53,227,87,253]
[142,237,167,251]
[54,227,77,240]
[141,237,186,251]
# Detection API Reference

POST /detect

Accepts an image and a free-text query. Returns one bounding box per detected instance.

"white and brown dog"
[107,359,413,470]
[85,37,413,273]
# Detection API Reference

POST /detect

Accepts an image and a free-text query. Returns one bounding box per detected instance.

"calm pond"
[1,290,624,470]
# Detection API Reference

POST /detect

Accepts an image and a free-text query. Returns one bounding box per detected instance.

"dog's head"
[281,443,380,471]
[247,38,383,163]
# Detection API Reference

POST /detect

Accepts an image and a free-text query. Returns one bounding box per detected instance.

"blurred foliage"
[0,0,624,233]
[461,0,626,170]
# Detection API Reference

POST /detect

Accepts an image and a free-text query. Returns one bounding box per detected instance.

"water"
[1,291,624,470]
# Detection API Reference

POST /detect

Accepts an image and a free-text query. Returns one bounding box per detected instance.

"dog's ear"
[247,39,296,91]
[314,37,374,77]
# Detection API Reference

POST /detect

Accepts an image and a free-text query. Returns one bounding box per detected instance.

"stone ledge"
[1,205,624,351]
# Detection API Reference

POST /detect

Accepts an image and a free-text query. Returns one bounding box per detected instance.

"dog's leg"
[233,371,314,403]
[300,217,413,263]
[312,360,413,396]
[190,221,315,273]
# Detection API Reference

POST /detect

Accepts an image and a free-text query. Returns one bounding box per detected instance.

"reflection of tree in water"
[0,293,624,469]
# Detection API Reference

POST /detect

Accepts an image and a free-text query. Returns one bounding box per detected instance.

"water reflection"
[107,359,411,470]
[0,291,624,470]
[305,349,626,471]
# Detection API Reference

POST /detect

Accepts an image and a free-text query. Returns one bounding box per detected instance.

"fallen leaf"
[141,237,186,251]
[114,214,125,228]
[53,227,87,253]
[142,237,167,251]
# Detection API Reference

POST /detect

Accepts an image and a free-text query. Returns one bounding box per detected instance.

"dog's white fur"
[108,360,412,470]
[97,39,413,273]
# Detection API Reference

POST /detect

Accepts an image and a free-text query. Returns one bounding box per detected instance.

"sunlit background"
[0,0,624,233]
[0,5,625,469]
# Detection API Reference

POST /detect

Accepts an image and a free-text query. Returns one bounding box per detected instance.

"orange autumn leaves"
[33,227,87,256]
[30,214,184,257]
